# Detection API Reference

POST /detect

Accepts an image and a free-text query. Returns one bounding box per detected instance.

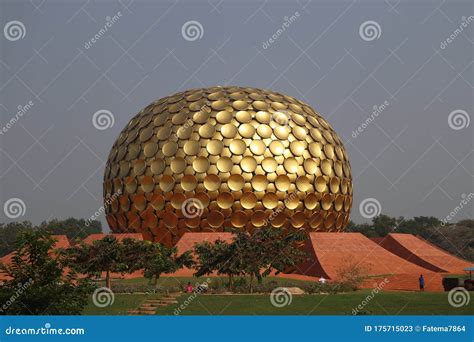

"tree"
[67,236,126,289]
[372,215,400,236]
[0,221,34,257]
[0,218,102,257]
[194,240,242,289]
[234,228,307,292]
[194,228,307,292]
[0,231,91,315]
[140,242,193,285]
[38,218,102,241]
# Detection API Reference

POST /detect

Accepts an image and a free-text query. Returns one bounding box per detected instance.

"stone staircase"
[128,293,180,315]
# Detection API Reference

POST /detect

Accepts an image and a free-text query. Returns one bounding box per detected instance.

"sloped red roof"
[379,233,472,274]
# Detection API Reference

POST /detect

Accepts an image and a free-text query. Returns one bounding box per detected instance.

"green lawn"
[82,291,473,315]
[99,276,315,287]
[83,293,161,315]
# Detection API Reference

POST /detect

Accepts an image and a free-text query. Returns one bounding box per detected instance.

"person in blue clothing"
[419,274,425,291]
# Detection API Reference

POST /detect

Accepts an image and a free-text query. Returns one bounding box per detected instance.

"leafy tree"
[194,240,242,289]
[195,228,307,292]
[0,218,102,257]
[0,231,91,315]
[140,242,193,285]
[0,221,34,257]
[371,214,400,236]
[38,218,102,241]
[67,236,126,289]
[234,228,307,292]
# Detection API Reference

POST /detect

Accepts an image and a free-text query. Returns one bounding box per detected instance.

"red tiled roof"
[378,233,472,274]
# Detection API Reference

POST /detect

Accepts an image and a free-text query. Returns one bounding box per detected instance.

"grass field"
[83,290,473,315]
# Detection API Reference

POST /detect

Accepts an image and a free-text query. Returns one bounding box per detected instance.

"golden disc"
[241,192,257,209]
[275,175,290,191]
[228,174,245,191]
[204,174,221,191]
[251,174,268,191]
[217,157,233,172]
[181,175,197,191]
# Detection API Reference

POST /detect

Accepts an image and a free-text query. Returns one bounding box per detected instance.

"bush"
[335,259,367,290]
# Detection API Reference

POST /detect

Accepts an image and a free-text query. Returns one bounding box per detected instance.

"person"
[419,274,425,291]
[319,276,326,284]
[186,281,193,293]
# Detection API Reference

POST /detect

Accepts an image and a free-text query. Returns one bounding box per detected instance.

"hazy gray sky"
[0,0,472,230]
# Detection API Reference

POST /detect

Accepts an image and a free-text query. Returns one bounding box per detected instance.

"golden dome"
[104,86,353,246]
